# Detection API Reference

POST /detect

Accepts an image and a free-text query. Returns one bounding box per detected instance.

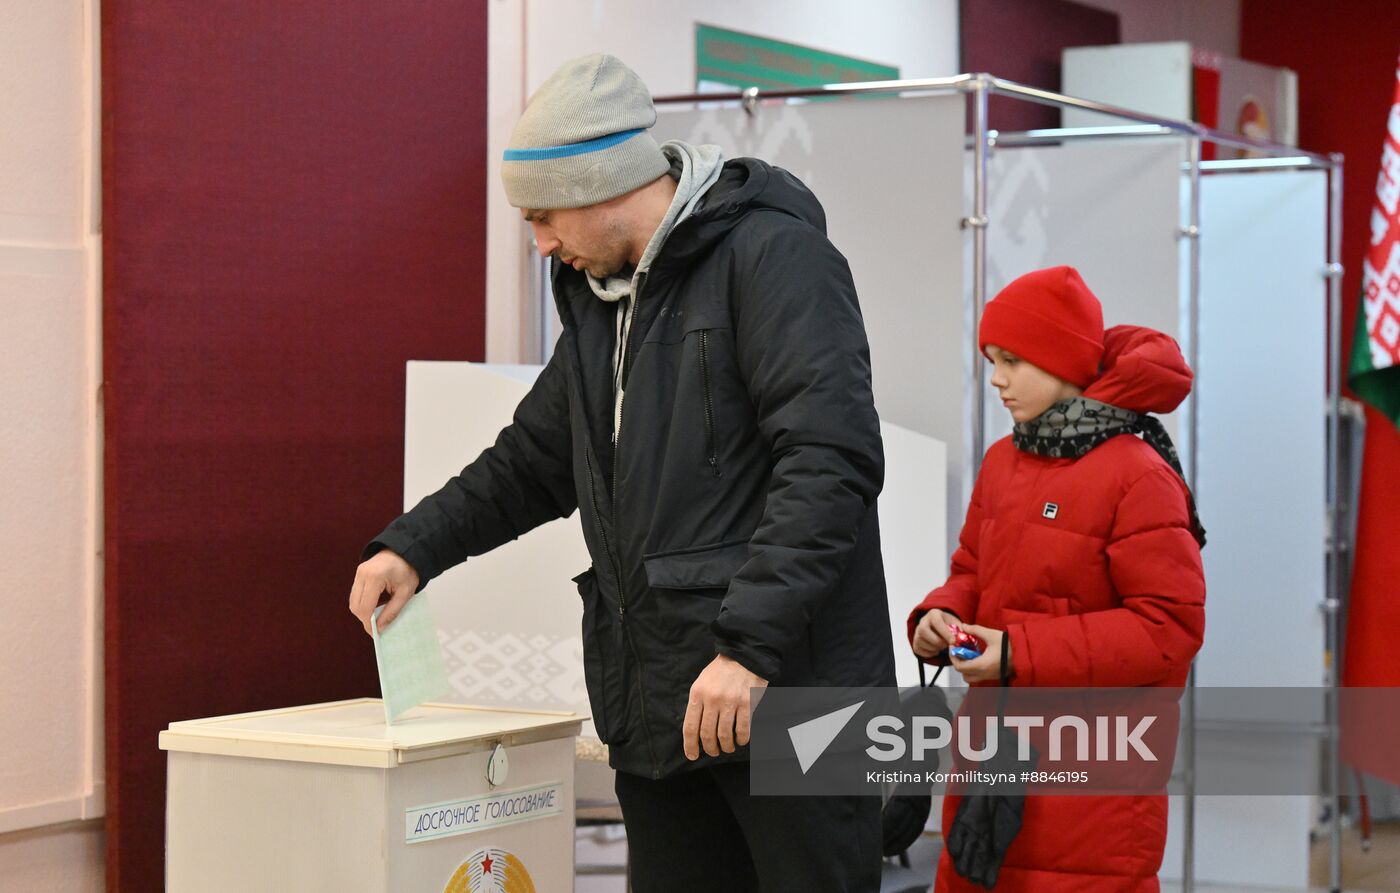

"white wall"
[484,0,962,362]
[0,0,105,887]
[0,822,104,893]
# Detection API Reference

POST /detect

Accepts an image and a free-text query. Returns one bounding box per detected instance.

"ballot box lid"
[159,698,583,769]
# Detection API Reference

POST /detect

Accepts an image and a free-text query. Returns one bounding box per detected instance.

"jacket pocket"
[572,567,626,743]
[643,541,750,723]
[643,539,749,590]
[644,315,733,480]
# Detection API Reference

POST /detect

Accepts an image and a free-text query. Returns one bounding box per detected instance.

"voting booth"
[161,699,581,892]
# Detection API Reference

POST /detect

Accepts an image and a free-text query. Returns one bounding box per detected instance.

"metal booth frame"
[639,73,1346,893]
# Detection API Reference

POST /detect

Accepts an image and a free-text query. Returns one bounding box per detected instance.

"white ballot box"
[160,698,582,892]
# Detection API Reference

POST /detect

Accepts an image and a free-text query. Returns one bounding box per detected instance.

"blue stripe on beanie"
[504,128,645,162]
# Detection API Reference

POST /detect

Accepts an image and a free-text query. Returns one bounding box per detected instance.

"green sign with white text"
[695,24,900,93]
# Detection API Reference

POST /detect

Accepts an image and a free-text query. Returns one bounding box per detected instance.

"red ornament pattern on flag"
[1361,63,1400,368]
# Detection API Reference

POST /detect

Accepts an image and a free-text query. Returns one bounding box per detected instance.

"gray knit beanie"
[502,54,671,210]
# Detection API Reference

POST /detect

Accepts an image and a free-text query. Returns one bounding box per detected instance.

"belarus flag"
[1343,56,1400,784]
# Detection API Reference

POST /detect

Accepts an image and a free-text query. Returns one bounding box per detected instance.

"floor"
[576,820,1400,892]
[1307,820,1400,892]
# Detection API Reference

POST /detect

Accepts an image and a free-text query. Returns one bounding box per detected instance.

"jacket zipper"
[606,278,661,776]
[611,274,644,512]
[698,330,721,477]
[582,448,623,620]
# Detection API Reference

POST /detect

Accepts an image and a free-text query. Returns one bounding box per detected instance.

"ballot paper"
[372,597,450,725]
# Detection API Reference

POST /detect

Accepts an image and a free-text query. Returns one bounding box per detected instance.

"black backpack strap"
[919,660,944,688]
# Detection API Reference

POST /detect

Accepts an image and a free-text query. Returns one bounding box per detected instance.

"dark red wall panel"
[960,0,1121,132]
[101,2,487,888]
[1241,0,1400,362]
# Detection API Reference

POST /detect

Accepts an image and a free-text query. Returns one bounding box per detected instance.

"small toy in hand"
[946,623,984,661]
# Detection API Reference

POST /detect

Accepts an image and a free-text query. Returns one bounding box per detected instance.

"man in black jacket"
[348,53,895,891]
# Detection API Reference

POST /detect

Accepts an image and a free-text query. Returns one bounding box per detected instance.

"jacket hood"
[1082,325,1193,414]
[653,157,828,269]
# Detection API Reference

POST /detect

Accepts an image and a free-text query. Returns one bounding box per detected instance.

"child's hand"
[949,624,1013,684]
[912,608,958,659]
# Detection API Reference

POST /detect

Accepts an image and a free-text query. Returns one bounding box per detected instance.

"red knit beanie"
[978,265,1105,388]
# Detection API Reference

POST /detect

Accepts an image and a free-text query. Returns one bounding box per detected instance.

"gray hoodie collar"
[586,140,725,303]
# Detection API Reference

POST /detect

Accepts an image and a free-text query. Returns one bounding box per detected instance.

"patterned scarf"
[1012,397,1207,548]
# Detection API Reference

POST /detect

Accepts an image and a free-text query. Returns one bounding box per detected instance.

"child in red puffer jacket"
[908,265,1206,893]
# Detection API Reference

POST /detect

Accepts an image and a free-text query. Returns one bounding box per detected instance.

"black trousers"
[613,761,882,892]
